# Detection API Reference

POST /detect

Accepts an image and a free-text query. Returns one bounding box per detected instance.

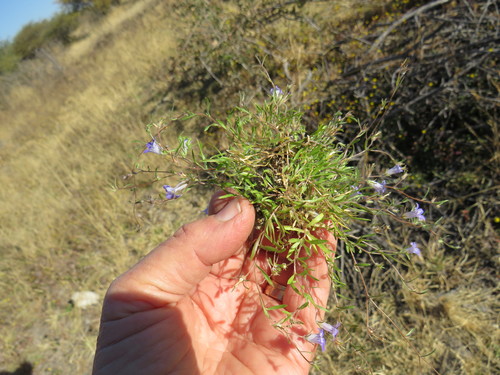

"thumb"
[103,195,255,319]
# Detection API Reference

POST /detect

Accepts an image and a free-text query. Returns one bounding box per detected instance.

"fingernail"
[216,198,241,222]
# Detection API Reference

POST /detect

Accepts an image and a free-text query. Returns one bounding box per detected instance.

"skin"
[92,193,336,375]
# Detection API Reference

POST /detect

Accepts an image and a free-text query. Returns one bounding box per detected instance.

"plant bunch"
[135,87,433,351]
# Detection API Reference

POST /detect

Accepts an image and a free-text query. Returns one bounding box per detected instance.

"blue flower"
[143,139,162,154]
[404,203,426,221]
[163,182,188,200]
[406,242,422,256]
[270,86,283,97]
[370,180,387,194]
[386,164,404,176]
[305,328,326,352]
[351,185,362,196]
[320,321,341,339]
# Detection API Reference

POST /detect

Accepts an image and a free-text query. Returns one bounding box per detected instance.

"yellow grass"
[0,1,206,372]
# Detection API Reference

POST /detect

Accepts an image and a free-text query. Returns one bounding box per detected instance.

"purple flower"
[270,86,283,96]
[305,328,326,352]
[163,182,188,200]
[386,164,404,176]
[320,321,341,339]
[404,203,426,221]
[406,242,422,256]
[370,180,387,194]
[143,139,162,155]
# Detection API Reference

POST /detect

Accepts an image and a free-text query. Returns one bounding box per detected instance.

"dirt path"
[65,0,162,63]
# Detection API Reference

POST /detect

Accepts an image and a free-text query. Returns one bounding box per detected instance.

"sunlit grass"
[0,0,193,372]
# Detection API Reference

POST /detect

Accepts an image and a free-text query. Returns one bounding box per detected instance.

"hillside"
[0,0,194,373]
[0,0,498,374]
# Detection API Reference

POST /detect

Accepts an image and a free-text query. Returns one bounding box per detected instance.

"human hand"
[92,193,335,375]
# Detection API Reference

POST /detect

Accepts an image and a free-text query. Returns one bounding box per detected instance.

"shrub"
[12,12,79,60]
[91,0,120,14]
[44,12,80,45]
[0,40,21,75]
[57,0,120,14]
[12,21,49,59]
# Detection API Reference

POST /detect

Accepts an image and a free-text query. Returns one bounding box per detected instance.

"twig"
[368,0,451,54]
[476,0,494,37]
[199,56,225,87]
[348,251,442,375]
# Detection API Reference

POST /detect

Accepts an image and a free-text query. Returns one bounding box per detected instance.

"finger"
[102,195,255,320]
[207,191,255,277]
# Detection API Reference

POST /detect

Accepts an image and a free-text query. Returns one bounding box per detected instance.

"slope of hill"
[0,0,197,373]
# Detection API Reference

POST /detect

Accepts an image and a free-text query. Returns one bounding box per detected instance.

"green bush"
[0,40,21,75]
[91,0,120,14]
[12,21,49,59]
[57,0,120,14]
[12,12,79,60]
[44,12,80,45]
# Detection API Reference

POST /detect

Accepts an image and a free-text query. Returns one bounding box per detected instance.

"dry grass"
[0,1,207,373]
[0,0,498,374]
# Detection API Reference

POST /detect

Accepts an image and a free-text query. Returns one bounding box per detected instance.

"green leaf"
[256,265,274,286]
[406,328,415,337]
[180,113,197,120]
[308,239,327,245]
[266,304,288,310]
[297,301,309,310]
[283,226,304,233]
[218,193,236,199]
[421,348,437,357]
[307,213,325,227]
[261,245,279,252]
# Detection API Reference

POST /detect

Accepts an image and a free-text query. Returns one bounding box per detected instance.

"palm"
[94,250,325,375]
[176,251,319,375]
[93,197,334,375]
